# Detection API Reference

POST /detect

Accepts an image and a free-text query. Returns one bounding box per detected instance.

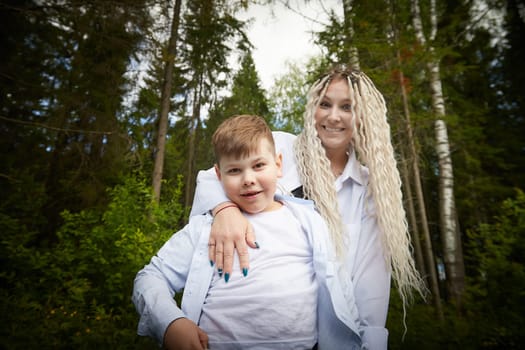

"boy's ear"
[214,164,221,180]
[276,153,283,178]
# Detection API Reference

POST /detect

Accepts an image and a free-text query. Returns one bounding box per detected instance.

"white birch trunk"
[411,0,465,305]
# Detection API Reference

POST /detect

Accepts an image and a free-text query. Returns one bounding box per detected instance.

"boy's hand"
[209,203,257,280]
[164,318,208,350]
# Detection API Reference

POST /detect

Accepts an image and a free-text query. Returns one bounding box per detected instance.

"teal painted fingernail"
[218,268,223,277]
[242,268,248,277]
[254,241,260,249]
[210,260,214,267]
[225,273,230,283]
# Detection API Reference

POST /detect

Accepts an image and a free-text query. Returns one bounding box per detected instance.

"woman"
[190,64,425,349]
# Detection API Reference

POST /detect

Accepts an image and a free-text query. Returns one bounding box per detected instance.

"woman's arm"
[351,201,390,350]
[188,168,254,278]
[189,167,229,217]
[209,203,255,279]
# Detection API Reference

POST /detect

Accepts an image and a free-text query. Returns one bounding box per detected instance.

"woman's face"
[314,78,353,153]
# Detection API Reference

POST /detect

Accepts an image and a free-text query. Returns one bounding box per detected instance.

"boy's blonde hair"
[212,115,275,165]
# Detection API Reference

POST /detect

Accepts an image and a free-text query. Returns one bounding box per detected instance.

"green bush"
[463,189,525,349]
[0,175,186,349]
[388,190,525,349]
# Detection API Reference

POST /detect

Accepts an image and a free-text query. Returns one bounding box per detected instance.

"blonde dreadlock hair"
[294,64,426,310]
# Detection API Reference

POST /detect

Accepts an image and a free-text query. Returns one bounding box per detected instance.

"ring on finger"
[208,243,216,247]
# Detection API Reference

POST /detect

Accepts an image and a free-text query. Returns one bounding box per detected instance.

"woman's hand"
[164,318,208,350]
[209,202,258,280]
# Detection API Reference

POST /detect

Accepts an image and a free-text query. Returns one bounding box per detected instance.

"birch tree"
[411,0,465,305]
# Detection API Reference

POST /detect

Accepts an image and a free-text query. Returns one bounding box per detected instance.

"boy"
[132,115,361,349]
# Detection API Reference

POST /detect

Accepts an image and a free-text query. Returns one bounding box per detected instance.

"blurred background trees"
[1,0,524,348]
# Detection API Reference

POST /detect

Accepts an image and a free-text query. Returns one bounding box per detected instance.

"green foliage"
[203,51,270,169]
[268,61,309,134]
[388,294,474,350]
[268,57,326,134]
[0,174,186,349]
[463,189,525,348]
[0,0,154,240]
[388,190,525,349]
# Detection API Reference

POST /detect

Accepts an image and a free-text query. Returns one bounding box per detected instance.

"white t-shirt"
[198,204,318,349]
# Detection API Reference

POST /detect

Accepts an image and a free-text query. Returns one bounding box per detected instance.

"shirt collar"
[338,149,366,187]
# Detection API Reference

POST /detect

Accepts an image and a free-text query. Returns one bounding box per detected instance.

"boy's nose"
[243,171,255,186]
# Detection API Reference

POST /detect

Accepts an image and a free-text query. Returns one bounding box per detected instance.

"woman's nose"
[327,107,340,121]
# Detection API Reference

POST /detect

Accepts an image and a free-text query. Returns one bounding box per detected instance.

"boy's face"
[215,138,282,214]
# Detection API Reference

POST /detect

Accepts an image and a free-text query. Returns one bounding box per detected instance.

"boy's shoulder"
[186,211,214,229]
[277,195,322,221]
[277,194,314,207]
[278,195,331,248]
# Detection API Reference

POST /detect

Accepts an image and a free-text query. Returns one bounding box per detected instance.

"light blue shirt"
[133,196,361,349]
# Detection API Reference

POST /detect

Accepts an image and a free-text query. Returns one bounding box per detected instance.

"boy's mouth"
[241,190,261,197]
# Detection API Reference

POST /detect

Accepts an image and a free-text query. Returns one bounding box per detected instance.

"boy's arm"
[164,318,208,350]
[132,222,201,346]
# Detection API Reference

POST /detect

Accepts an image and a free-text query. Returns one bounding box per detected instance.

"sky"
[237,1,341,90]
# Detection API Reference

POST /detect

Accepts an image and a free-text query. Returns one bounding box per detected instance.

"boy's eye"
[227,168,240,174]
[254,162,266,169]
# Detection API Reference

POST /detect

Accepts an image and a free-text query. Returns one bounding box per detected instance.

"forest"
[1,0,524,349]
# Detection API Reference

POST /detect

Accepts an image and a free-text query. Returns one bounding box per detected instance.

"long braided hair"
[294,64,425,309]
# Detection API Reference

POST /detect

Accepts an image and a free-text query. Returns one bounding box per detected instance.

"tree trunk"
[152,0,182,203]
[399,145,425,275]
[185,77,203,208]
[342,0,360,70]
[396,53,443,319]
[429,54,465,306]
[411,0,465,307]
[396,64,425,276]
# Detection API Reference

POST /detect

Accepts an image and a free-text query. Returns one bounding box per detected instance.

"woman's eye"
[342,104,352,112]
[319,101,331,108]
